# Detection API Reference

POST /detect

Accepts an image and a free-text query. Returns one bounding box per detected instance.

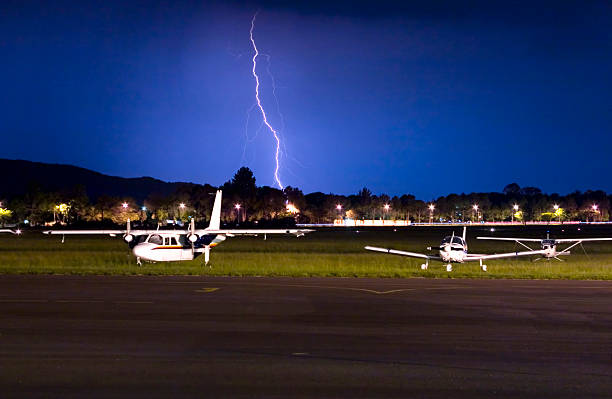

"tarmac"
[0,275,611,398]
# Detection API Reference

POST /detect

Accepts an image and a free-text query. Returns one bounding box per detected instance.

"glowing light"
[513,204,519,211]
[250,11,284,189]
[235,204,241,210]
[286,203,299,214]
[592,204,599,211]
[179,203,186,209]
[473,204,479,211]
[336,204,342,210]
[122,202,128,209]
[553,204,559,210]
[428,204,435,211]
[384,204,390,211]
[141,206,147,211]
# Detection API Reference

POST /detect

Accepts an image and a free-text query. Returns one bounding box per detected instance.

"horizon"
[4,157,610,201]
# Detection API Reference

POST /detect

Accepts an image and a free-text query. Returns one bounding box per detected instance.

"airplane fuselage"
[132,233,226,262]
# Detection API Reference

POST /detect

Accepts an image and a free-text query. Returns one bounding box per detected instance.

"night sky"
[2,1,611,200]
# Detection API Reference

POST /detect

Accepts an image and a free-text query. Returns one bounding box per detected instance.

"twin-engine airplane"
[476,234,612,261]
[365,227,546,272]
[44,190,313,265]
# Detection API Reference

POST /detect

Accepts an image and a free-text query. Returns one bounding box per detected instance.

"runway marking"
[113,301,154,304]
[194,287,220,293]
[247,283,473,295]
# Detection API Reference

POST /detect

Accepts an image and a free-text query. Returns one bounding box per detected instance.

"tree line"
[0,168,609,226]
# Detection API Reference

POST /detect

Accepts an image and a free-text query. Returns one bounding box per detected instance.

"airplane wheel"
[446,264,452,272]
[482,265,487,272]
[421,264,428,270]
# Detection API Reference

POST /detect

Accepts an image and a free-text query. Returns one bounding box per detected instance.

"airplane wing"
[465,250,546,261]
[42,229,170,236]
[195,229,314,237]
[476,237,542,242]
[554,238,612,243]
[0,229,21,235]
[364,246,442,260]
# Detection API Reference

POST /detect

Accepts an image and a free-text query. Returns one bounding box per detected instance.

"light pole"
[235,203,241,225]
[428,204,435,224]
[179,203,186,221]
[512,204,519,224]
[472,204,479,223]
[553,204,560,224]
[383,204,390,220]
[336,204,342,221]
[592,204,599,222]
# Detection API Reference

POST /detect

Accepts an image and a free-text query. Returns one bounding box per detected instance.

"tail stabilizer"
[462,226,467,242]
[207,190,222,230]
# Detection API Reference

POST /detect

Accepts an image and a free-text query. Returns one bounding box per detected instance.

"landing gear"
[136,257,142,266]
[446,264,453,272]
[421,260,429,270]
[479,259,487,272]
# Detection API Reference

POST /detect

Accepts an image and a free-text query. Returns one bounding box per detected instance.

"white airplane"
[477,234,612,261]
[44,190,313,265]
[0,229,21,235]
[365,227,546,272]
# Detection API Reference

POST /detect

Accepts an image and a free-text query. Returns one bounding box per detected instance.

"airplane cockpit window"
[148,234,163,245]
[441,236,465,245]
[170,237,178,246]
[452,236,464,245]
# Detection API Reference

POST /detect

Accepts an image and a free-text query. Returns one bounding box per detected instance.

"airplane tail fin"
[462,226,467,242]
[207,190,222,231]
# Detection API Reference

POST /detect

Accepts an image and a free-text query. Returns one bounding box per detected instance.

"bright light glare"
[336,204,342,210]
[235,204,241,210]
[428,204,435,211]
[121,202,128,209]
[179,203,186,209]
[384,204,390,211]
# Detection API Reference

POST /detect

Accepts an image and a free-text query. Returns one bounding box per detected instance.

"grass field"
[1,225,612,279]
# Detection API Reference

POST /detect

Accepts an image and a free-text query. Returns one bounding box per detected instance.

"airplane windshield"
[148,234,162,245]
[441,236,464,245]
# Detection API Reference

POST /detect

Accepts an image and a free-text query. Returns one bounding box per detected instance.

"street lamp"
[592,204,599,222]
[122,202,128,210]
[383,204,390,220]
[472,204,479,223]
[235,203,241,224]
[428,204,435,224]
[553,204,561,224]
[512,204,519,224]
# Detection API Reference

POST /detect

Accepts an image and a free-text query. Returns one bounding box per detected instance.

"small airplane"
[365,227,546,272]
[0,229,21,235]
[477,234,612,261]
[44,190,313,265]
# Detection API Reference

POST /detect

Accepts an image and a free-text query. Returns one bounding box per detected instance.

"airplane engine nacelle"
[124,234,134,243]
[188,234,199,243]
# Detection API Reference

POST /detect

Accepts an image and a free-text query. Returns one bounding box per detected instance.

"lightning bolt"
[250,11,284,190]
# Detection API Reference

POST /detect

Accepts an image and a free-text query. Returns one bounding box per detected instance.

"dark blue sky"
[2,1,611,199]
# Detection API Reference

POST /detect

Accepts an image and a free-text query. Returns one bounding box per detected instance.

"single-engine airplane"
[477,234,612,261]
[44,190,313,265]
[365,227,546,272]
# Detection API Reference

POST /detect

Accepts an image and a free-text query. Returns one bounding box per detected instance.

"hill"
[0,159,201,202]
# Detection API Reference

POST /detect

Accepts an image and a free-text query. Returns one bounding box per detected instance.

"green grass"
[2,225,612,279]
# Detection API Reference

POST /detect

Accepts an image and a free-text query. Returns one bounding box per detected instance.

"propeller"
[188,218,197,256]
[445,231,455,252]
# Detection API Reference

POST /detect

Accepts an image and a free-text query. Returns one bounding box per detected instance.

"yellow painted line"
[194,287,220,293]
